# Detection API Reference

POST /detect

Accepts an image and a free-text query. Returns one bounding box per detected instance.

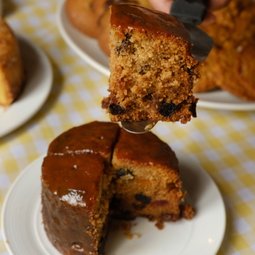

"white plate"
[1,154,226,255]
[57,0,255,111]
[0,35,52,137]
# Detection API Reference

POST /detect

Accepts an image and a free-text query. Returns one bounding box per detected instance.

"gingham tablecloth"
[0,1,255,254]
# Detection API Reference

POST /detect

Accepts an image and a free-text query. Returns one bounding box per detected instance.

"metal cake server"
[121,121,157,134]
[121,0,213,134]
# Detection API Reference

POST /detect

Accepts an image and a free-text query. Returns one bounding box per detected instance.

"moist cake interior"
[102,4,199,123]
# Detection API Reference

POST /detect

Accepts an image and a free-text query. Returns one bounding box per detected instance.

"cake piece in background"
[65,0,101,38]
[194,0,255,100]
[102,4,199,124]
[0,18,24,106]
[65,0,153,55]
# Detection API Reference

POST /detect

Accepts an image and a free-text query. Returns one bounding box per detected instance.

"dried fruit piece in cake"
[102,4,199,124]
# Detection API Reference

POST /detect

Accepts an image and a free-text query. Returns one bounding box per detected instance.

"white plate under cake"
[2,152,226,255]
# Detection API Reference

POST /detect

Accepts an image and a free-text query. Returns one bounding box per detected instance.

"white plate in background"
[57,0,255,111]
[1,153,226,255]
[0,36,52,137]
[196,90,255,111]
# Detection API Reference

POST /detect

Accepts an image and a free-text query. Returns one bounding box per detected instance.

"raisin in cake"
[0,18,24,106]
[102,4,199,124]
[41,121,194,255]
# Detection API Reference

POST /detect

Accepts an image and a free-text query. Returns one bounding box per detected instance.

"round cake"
[41,121,194,255]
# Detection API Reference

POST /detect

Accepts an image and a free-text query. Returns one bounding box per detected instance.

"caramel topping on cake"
[42,154,106,210]
[110,4,190,40]
[48,121,119,160]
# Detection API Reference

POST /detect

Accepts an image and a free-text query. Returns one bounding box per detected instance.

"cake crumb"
[155,220,165,230]
[121,221,141,239]
[110,219,141,239]
[182,204,196,219]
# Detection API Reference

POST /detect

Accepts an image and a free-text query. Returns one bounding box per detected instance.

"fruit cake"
[41,121,194,255]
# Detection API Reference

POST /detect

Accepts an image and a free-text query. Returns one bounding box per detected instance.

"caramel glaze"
[42,122,118,255]
[42,154,108,255]
[42,154,106,210]
[114,129,179,170]
[110,3,190,40]
[48,121,120,160]
[42,185,95,255]
[96,0,139,23]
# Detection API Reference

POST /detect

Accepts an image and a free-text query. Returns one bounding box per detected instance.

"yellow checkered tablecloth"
[0,1,255,254]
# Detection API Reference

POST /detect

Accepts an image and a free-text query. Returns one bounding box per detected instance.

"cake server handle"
[170,0,207,25]
[170,0,213,62]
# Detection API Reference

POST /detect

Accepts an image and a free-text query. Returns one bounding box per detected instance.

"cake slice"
[42,154,113,255]
[112,129,194,221]
[102,4,199,123]
[0,18,24,106]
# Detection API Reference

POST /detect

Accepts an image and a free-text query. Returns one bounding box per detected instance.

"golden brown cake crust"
[0,18,24,106]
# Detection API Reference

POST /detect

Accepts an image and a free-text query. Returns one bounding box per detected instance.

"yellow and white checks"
[0,1,255,255]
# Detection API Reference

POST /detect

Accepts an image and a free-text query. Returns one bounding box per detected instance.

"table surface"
[1,1,255,255]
